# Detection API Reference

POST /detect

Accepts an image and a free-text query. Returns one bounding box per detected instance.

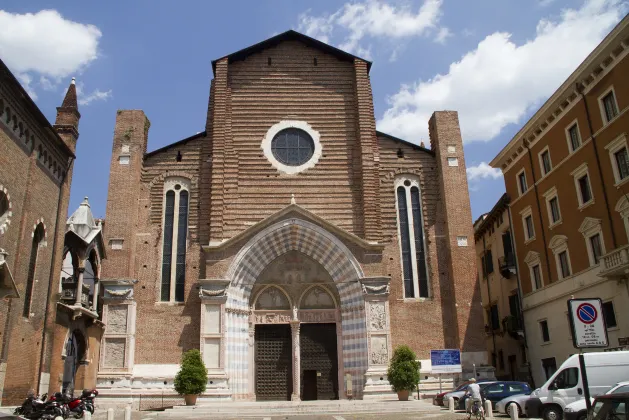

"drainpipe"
[525,144,553,285]
[507,205,536,389]
[37,156,74,393]
[482,235,497,369]
[576,83,618,249]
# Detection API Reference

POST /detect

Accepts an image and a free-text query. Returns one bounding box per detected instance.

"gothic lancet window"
[395,177,430,298]
[161,179,189,302]
[24,223,45,317]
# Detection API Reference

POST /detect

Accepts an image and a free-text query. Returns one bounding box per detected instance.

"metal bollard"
[125,405,131,420]
[84,412,92,420]
[510,403,519,420]
[448,397,455,413]
[107,407,114,420]
[485,400,493,418]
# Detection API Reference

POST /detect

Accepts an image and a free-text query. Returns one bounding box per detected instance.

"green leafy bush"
[387,345,420,392]
[174,349,208,395]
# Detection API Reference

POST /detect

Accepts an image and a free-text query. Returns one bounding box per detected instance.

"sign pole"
[439,374,442,393]
[578,351,592,413]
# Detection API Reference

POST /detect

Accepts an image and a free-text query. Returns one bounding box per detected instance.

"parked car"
[458,381,531,411]
[564,382,629,420]
[495,389,535,416]
[443,380,495,409]
[588,393,628,420]
[434,381,474,406]
[526,351,629,420]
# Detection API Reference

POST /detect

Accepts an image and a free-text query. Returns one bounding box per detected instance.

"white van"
[525,351,629,420]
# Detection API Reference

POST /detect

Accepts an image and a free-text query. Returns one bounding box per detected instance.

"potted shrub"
[174,349,208,406]
[387,345,420,401]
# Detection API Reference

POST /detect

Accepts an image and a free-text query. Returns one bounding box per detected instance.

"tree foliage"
[387,345,421,392]
[174,349,208,395]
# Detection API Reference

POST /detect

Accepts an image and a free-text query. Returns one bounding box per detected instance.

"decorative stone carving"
[199,278,230,300]
[225,307,251,316]
[301,286,335,309]
[255,287,290,310]
[107,305,128,334]
[252,312,292,324]
[360,277,391,297]
[370,336,388,365]
[299,310,337,323]
[106,288,132,299]
[104,338,126,368]
[369,302,386,331]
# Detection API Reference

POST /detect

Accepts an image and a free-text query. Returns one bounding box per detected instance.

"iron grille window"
[161,191,175,301]
[549,197,561,223]
[615,147,629,180]
[602,301,617,328]
[558,251,571,278]
[578,175,592,204]
[397,186,414,298]
[271,128,315,166]
[532,264,542,290]
[568,124,581,151]
[410,187,429,297]
[541,150,552,175]
[602,91,618,122]
[590,233,603,265]
[175,191,188,302]
[23,223,44,317]
[540,320,550,342]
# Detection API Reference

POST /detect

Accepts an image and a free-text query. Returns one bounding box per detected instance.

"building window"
[524,215,534,241]
[532,264,542,290]
[600,89,619,124]
[542,357,557,380]
[160,178,190,302]
[605,134,629,185]
[602,301,617,328]
[23,223,45,317]
[483,249,494,275]
[525,251,543,292]
[567,122,581,152]
[540,320,550,342]
[396,177,430,298]
[0,187,11,235]
[571,163,594,208]
[539,148,552,176]
[521,345,527,364]
[544,187,561,227]
[498,350,505,371]
[517,170,528,195]
[490,304,500,330]
[579,217,605,267]
[271,128,315,166]
[558,251,571,278]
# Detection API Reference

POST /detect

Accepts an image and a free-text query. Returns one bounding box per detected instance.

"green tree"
[174,349,208,395]
[387,345,421,392]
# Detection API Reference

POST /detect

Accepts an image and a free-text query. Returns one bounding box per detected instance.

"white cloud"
[65,82,112,106]
[467,162,502,181]
[378,0,626,144]
[434,27,453,44]
[298,0,445,57]
[0,10,102,97]
[16,73,37,100]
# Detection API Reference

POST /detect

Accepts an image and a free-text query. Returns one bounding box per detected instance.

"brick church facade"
[97,31,485,403]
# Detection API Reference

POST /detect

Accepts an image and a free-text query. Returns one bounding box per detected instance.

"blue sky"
[0,0,627,220]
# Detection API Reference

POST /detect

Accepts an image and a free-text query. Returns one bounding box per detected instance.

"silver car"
[495,392,533,417]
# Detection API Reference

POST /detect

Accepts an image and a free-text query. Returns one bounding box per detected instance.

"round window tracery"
[271,128,314,167]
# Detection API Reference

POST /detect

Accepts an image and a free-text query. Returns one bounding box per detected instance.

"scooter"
[14,391,65,419]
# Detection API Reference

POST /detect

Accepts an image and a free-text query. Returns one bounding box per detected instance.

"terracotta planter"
[184,394,198,406]
[397,390,410,401]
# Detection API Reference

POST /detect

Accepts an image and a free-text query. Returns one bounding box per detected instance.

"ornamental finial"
[291,194,296,205]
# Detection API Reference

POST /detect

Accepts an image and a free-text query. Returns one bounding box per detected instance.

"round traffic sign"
[576,303,598,324]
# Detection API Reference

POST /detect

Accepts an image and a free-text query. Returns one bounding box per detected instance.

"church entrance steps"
[155,399,442,417]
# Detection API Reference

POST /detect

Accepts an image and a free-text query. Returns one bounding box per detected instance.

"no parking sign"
[568,298,609,348]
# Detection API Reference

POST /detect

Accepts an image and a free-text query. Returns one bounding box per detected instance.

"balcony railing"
[599,245,629,278]
[499,253,517,278]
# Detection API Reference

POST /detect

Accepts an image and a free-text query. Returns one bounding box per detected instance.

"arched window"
[24,223,45,317]
[395,176,429,298]
[160,178,189,302]
[0,188,10,235]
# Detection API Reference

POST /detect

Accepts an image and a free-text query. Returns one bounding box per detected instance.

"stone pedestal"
[360,277,396,399]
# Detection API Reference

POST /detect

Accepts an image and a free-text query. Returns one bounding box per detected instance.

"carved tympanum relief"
[255,287,290,310]
[301,286,335,309]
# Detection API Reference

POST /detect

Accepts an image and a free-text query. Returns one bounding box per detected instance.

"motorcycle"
[79,388,98,415]
[14,391,65,419]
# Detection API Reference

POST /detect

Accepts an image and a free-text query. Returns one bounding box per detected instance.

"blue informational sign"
[430,349,462,373]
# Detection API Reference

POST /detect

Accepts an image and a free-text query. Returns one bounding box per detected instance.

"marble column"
[290,320,301,401]
[75,264,85,307]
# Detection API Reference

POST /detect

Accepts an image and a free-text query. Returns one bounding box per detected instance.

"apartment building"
[490,15,629,387]
[474,194,531,383]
